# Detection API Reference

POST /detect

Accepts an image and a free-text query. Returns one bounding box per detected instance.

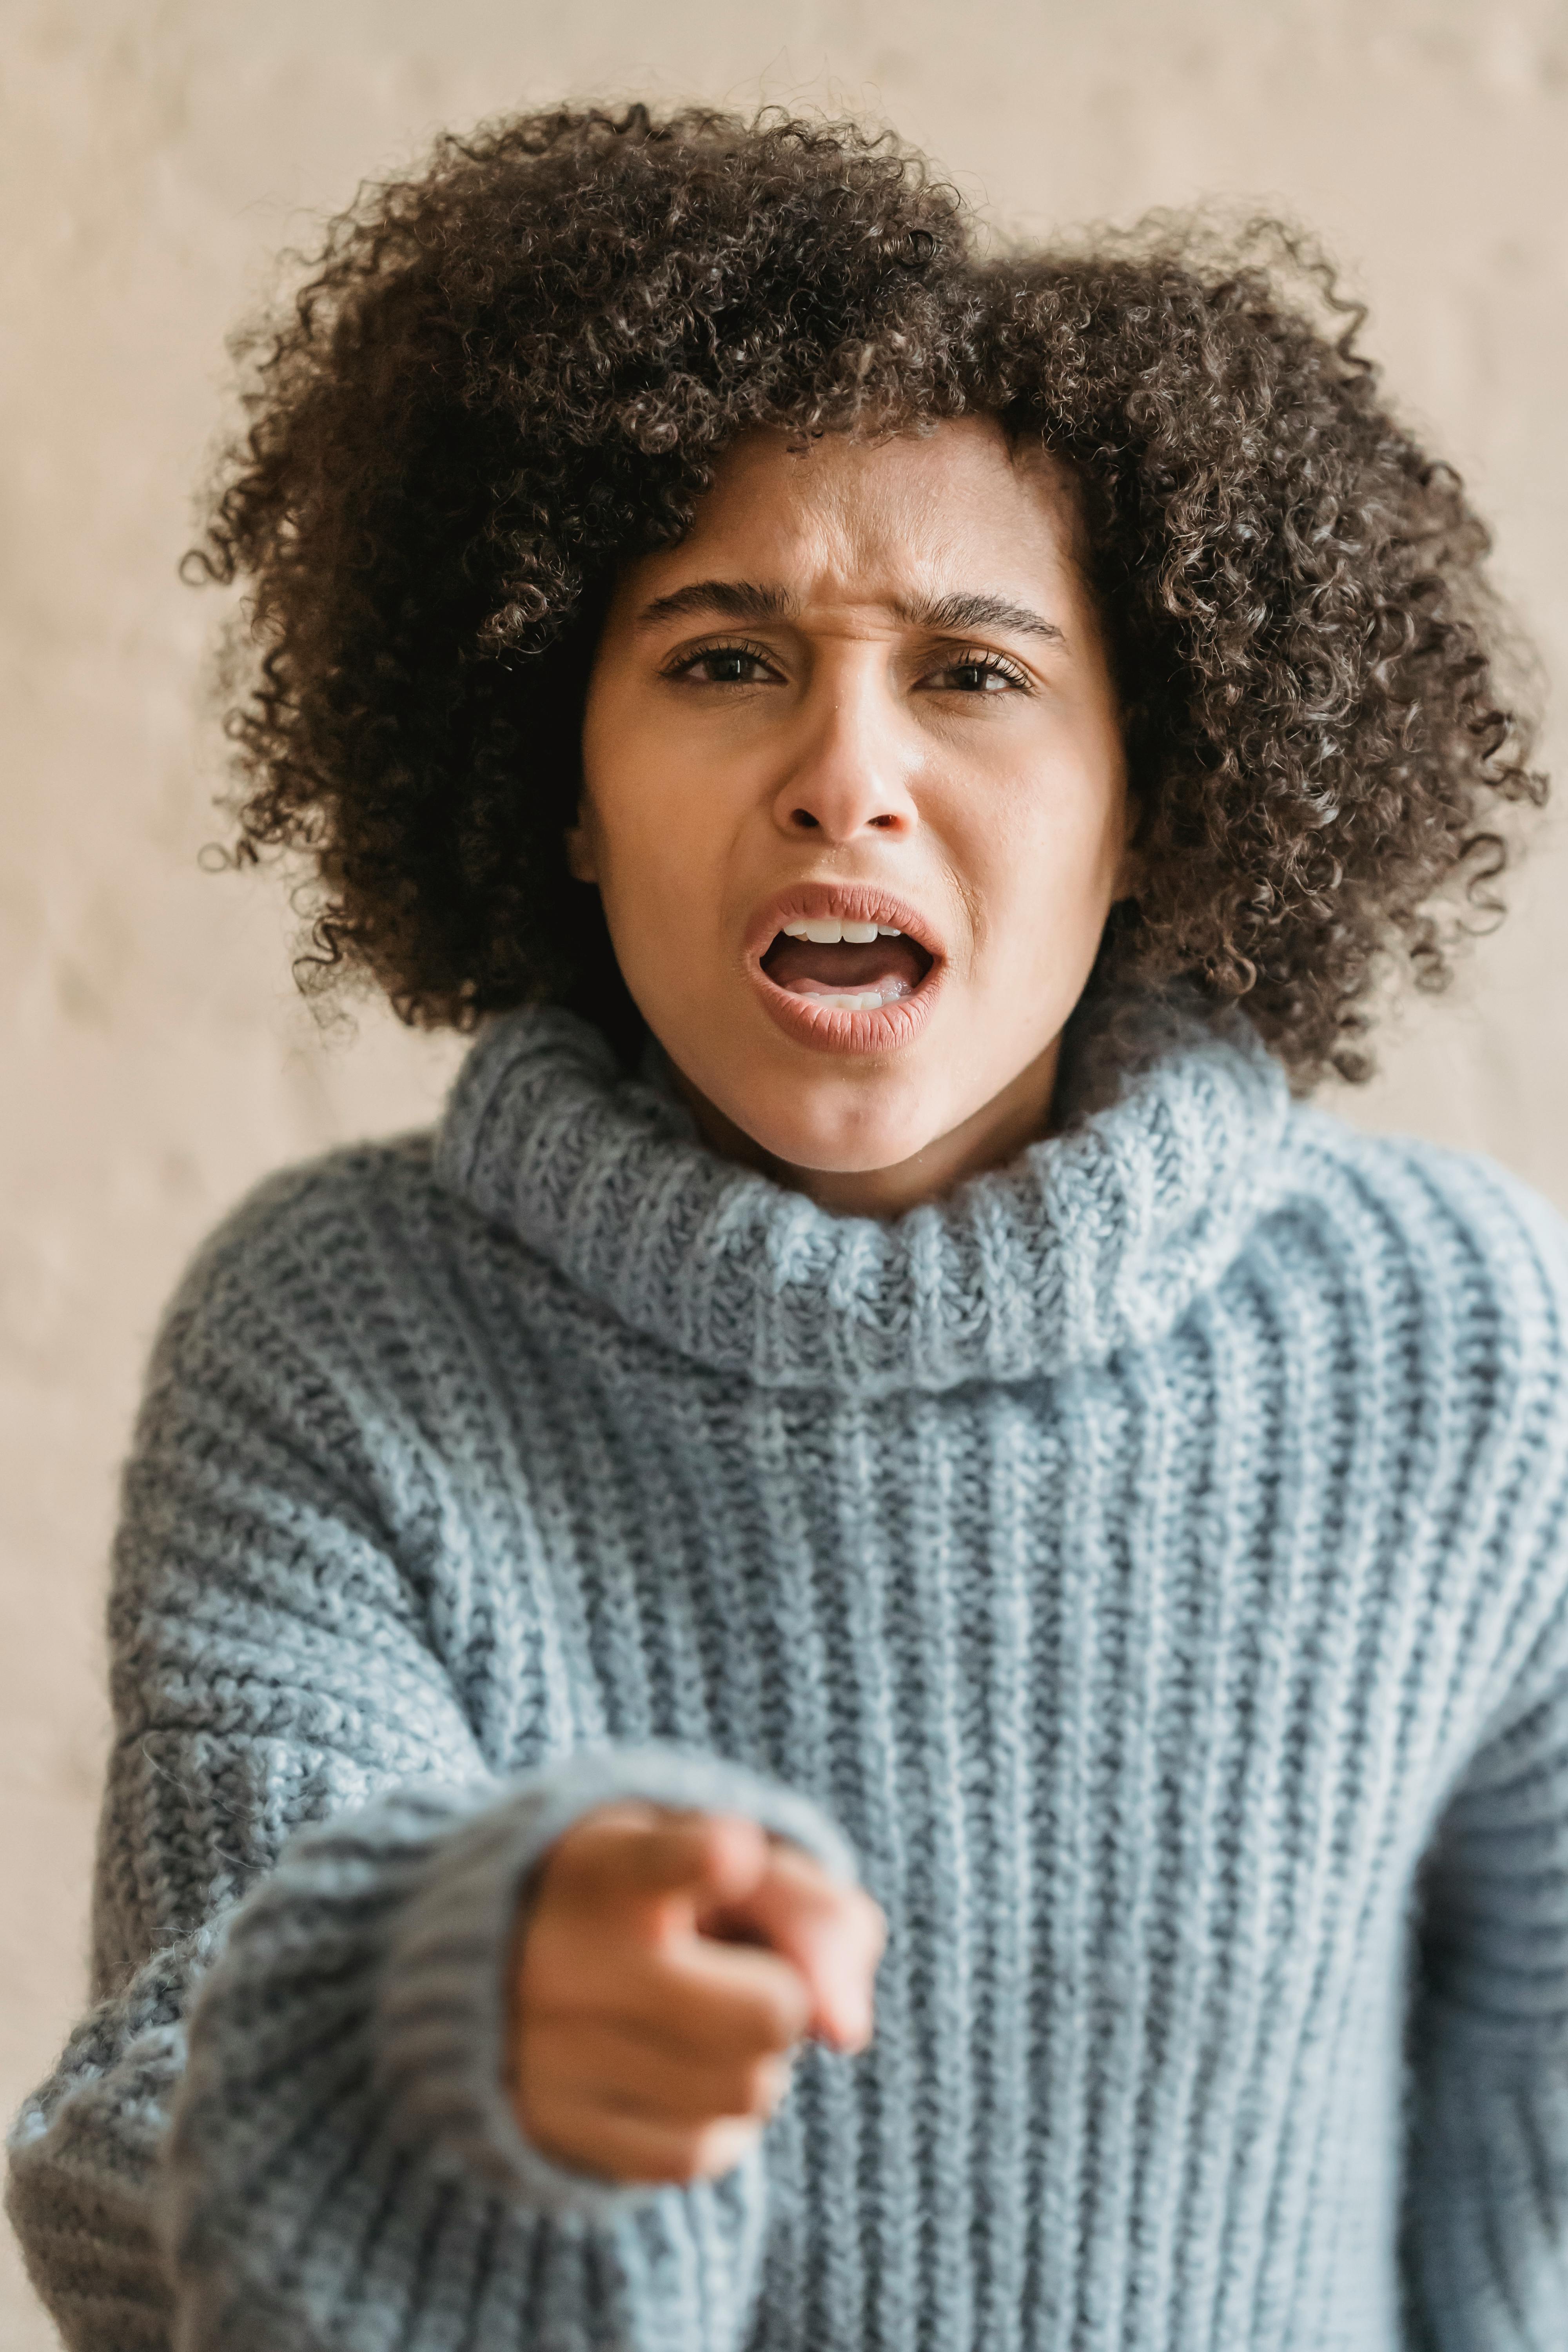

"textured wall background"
[4,1,1566,2339]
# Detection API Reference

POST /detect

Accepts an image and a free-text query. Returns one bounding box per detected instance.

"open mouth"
[746,890,944,1056]
[759,917,936,1011]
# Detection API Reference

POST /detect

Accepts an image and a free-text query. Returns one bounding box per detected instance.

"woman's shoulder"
[1279,1095,1568,1357]
[182,1127,445,1275]
[145,1129,488,1388]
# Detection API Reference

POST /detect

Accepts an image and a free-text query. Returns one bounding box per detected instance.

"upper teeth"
[779,919,904,943]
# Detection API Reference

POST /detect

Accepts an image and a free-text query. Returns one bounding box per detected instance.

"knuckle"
[742,2052,790,2114]
[715,1984,792,2053]
[744,1999,794,2054]
[645,2140,701,2186]
[739,1963,809,2048]
[769,1977,813,2044]
[661,2130,710,2187]
[688,2117,757,2180]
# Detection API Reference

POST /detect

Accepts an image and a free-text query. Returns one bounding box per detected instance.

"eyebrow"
[636,580,795,629]
[634,578,1066,644]
[895,590,1065,644]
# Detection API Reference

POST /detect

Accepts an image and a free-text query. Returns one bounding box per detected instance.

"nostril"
[790,809,820,829]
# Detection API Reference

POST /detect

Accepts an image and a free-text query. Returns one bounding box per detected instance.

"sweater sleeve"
[1400,1594,1568,2348]
[2,1185,857,2352]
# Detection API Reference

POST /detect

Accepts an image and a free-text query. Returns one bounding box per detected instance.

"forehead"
[620,417,1084,611]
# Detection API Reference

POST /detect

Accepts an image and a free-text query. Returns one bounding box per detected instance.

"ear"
[564,815,599,885]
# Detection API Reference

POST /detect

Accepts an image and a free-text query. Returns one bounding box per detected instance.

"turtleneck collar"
[435,1000,1294,1394]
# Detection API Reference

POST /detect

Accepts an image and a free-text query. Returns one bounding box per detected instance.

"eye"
[664,638,782,686]
[924,648,1031,695]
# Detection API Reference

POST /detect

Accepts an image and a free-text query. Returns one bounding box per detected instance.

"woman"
[7,103,1564,2352]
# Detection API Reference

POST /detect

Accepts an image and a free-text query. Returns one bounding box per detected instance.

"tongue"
[763,935,929,995]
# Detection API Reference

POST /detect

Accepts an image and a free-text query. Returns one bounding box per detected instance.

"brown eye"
[927,653,1028,695]
[692,650,773,684]
[666,639,781,686]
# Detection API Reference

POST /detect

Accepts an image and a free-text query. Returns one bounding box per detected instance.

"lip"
[743,880,946,1058]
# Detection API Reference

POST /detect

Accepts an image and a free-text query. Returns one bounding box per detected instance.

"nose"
[770,659,919,842]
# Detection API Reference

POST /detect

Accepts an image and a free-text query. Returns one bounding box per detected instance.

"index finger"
[703,1845,885,2051]
[534,1907,815,2058]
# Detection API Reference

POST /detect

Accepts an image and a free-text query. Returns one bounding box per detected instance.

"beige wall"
[4,1,1566,2337]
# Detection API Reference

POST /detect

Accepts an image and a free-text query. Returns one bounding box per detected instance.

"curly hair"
[191,101,1545,1086]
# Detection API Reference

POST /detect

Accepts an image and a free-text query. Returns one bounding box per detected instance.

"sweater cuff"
[370,1743,858,2219]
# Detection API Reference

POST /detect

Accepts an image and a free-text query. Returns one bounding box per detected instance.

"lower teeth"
[793,987,904,1012]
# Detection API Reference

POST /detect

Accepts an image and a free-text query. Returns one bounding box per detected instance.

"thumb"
[702,1848,882,2052]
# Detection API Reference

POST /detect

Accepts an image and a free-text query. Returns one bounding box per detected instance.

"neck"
[664,1034,1065,1219]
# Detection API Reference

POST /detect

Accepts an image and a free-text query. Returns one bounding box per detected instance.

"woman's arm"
[3,1181,853,2352]
[1400,1597,1568,2348]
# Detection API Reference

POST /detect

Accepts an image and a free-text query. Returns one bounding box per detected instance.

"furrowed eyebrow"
[633,578,1066,644]
[635,580,797,629]
[894,590,1066,644]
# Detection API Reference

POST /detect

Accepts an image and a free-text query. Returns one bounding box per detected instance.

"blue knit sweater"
[7,1002,1568,2351]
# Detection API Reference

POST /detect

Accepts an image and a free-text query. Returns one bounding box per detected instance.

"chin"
[725,1081,946,1180]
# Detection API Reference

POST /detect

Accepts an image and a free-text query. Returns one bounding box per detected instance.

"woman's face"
[572,416,1134,1214]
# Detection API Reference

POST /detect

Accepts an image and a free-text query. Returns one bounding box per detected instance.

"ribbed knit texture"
[7,1000,1568,2351]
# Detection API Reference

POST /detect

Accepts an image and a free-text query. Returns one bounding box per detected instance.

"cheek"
[579,714,732,985]
[581,696,674,899]
[964,759,1127,971]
